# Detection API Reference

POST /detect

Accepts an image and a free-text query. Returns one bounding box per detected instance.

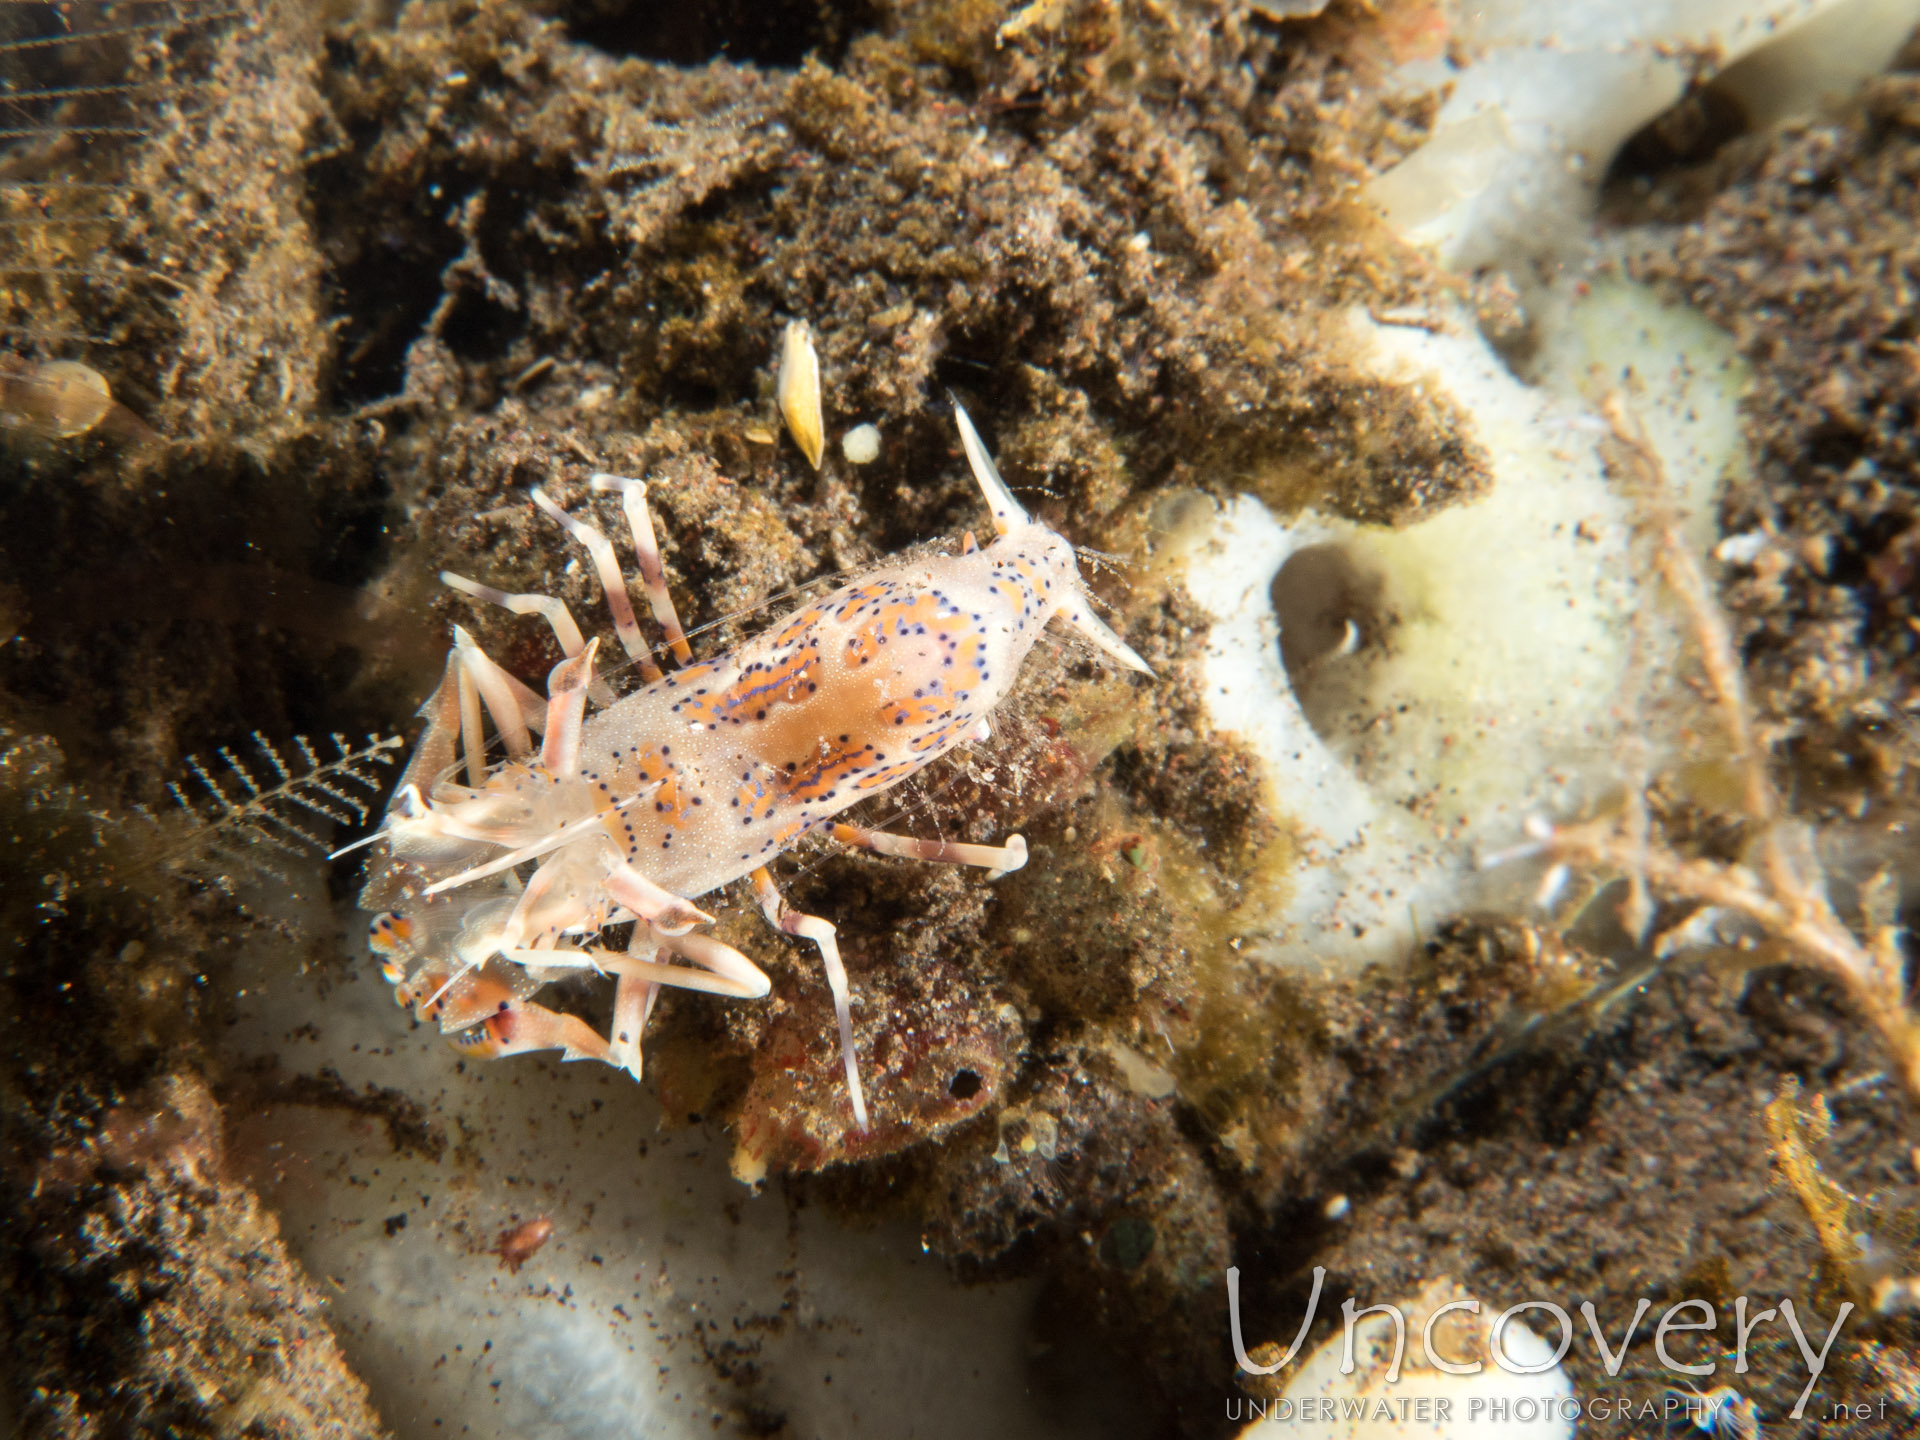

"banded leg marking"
[441,570,616,706]
[541,636,599,776]
[751,866,869,1131]
[830,822,1028,877]
[453,624,533,766]
[591,474,693,664]
[531,486,663,683]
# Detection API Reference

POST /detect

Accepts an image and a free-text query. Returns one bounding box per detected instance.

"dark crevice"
[438,281,525,369]
[1603,84,1750,192]
[306,152,466,407]
[560,0,882,68]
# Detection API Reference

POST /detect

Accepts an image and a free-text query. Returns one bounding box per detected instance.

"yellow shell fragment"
[997,0,1069,47]
[0,358,114,439]
[36,362,114,438]
[776,320,824,470]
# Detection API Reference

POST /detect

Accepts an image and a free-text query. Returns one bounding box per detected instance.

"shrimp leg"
[829,822,1027,876]
[751,866,868,1131]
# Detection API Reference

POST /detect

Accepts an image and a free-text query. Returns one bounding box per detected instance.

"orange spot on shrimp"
[368,912,414,952]
[855,760,922,791]
[783,736,876,801]
[452,1007,519,1057]
[879,695,946,730]
[771,604,831,648]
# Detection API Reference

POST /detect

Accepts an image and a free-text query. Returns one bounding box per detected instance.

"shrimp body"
[539,532,1083,896]
[359,403,1150,1130]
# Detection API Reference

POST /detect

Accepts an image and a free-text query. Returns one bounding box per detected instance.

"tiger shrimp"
[355,400,1152,1132]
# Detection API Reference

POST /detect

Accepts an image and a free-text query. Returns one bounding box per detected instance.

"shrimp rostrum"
[357,401,1151,1131]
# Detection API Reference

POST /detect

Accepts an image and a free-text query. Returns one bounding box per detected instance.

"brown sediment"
[0,725,390,1437]
[1627,71,1920,743]
[8,1074,391,1440]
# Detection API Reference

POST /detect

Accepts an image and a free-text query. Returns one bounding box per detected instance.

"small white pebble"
[1104,1040,1176,1100]
[1322,1193,1350,1221]
[841,423,881,465]
[1714,530,1768,565]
